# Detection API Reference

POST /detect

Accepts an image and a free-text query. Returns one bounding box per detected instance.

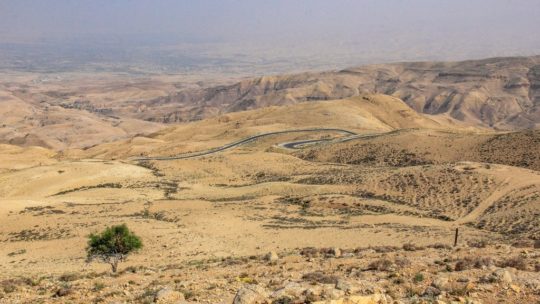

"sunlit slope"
[67,94,469,159]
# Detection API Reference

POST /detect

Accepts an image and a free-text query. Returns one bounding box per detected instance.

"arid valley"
[0,53,539,304]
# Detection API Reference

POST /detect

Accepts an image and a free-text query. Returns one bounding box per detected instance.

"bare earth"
[0,59,539,304]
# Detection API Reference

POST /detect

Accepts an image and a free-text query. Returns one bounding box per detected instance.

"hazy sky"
[1,0,539,71]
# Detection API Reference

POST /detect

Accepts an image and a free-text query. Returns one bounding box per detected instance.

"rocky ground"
[1,243,539,303]
[1,87,539,303]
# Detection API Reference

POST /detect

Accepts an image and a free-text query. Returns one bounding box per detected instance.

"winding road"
[134,128,358,161]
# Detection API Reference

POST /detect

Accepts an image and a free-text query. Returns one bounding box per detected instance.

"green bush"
[87,224,142,273]
[413,272,425,283]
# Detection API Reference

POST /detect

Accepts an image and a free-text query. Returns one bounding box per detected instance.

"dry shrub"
[319,247,340,257]
[301,271,339,284]
[534,240,540,249]
[498,256,528,271]
[403,243,424,251]
[428,243,452,250]
[272,297,294,304]
[340,248,356,256]
[0,278,38,294]
[59,273,80,282]
[447,281,473,297]
[511,240,533,248]
[455,256,493,271]
[300,247,319,258]
[371,246,400,253]
[395,257,411,268]
[368,258,394,271]
[53,286,73,298]
[0,280,18,294]
[468,239,489,248]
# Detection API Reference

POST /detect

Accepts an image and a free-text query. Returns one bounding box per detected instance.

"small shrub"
[454,259,473,271]
[1,281,17,294]
[428,243,451,250]
[403,243,424,251]
[237,275,258,284]
[272,297,294,304]
[7,249,26,257]
[300,247,319,258]
[59,273,80,282]
[395,257,411,268]
[301,271,339,284]
[136,288,157,303]
[320,247,341,257]
[177,288,195,300]
[413,272,425,283]
[20,277,41,287]
[455,256,493,271]
[368,258,394,271]
[468,240,489,248]
[498,256,528,271]
[405,285,422,297]
[53,285,72,298]
[372,246,400,253]
[511,240,532,248]
[93,282,106,291]
[447,282,471,297]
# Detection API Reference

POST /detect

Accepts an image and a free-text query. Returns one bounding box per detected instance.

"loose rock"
[154,286,185,304]
[233,285,269,304]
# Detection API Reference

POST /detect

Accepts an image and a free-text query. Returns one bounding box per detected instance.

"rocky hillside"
[296,129,540,171]
[2,56,539,150]
[140,56,540,129]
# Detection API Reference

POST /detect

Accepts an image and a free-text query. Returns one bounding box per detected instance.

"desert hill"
[1,56,539,151]
[0,79,165,150]
[66,95,469,160]
[296,128,540,171]
[0,144,57,172]
[143,56,540,129]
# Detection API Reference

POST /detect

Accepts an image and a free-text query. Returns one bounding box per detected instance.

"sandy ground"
[0,97,538,303]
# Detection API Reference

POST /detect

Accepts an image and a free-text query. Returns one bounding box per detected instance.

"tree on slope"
[86,224,142,273]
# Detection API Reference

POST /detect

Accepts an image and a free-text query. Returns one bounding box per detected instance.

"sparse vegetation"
[301,271,339,284]
[1,56,540,303]
[53,183,122,196]
[454,256,494,271]
[498,256,528,271]
[368,258,394,271]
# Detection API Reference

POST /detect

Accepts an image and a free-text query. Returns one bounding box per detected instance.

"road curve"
[133,128,357,161]
[277,132,388,149]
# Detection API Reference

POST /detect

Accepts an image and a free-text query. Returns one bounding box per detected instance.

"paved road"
[133,128,357,161]
[277,132,389,149]
[279,138,334,149]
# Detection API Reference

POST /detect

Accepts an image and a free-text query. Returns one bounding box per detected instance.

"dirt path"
[455,165,540,224]
[455,177,512,224]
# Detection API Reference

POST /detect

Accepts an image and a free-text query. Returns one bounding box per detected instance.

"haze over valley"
[0,1,539,304]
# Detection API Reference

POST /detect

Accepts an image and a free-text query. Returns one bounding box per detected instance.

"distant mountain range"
[1,55,539,150]
[141,55,540,129]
